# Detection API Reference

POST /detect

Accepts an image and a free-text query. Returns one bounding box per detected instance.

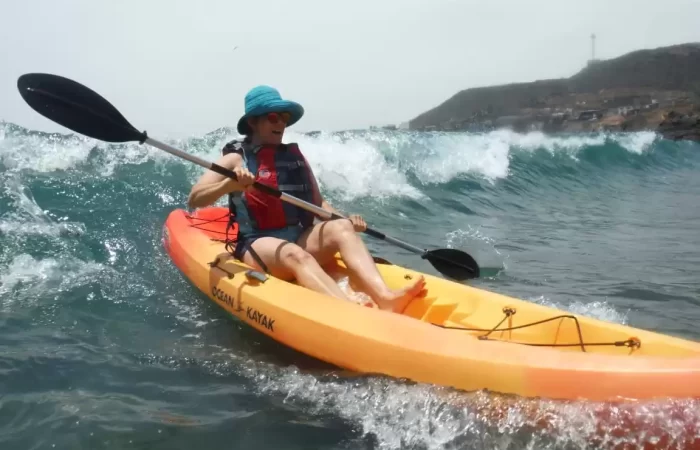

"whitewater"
[1,121,700,449]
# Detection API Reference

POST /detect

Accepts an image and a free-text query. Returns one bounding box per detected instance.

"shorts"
[233,225,306,268]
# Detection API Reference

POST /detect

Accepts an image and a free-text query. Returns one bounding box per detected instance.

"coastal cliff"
[409,43,700,141]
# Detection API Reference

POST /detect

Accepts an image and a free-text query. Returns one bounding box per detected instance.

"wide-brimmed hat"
[236,85,304,135]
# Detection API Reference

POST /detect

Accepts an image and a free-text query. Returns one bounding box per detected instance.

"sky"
[3,0,700,138]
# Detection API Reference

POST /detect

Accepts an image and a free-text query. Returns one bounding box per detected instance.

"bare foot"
[375,276,427,313]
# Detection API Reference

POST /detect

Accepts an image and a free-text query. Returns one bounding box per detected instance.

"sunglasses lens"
[267,112,290,124]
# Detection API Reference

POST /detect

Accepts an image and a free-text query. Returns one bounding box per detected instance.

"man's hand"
[321,200,367,232]
[348,214,367,232]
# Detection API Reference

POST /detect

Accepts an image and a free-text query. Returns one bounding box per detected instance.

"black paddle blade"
[17,73,146,143]
[423,248,480,280]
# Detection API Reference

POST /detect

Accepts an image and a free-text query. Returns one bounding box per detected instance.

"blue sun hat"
[236,85,304,135]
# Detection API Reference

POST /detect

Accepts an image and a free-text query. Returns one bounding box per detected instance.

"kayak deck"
[333,258,699,358]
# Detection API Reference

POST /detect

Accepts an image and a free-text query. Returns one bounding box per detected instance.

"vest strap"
[275,160,306,169]
[277,184,309,192]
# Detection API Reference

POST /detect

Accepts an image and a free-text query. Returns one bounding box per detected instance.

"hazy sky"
[3,0,700,138]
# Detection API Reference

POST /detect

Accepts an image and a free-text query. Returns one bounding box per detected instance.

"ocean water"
[1,121,699,449]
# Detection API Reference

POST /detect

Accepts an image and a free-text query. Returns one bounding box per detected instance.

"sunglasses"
[264,112,291,125]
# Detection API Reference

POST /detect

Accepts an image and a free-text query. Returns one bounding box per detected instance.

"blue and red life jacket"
[222,139,323,236]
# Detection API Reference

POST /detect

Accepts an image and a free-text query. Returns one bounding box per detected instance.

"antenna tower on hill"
[587,33,600,66]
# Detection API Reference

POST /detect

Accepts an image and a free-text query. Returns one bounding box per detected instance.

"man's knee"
[326,219,355,243]
[281,245,316,268]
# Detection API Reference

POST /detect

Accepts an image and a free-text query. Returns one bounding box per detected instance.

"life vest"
[222,139,323,236]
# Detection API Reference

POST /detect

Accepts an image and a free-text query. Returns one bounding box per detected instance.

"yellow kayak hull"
[163,207,700,401]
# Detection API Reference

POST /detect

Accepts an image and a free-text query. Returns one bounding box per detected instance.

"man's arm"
[187,153,245,209]
[312,179,367,231]
[303,156,360,226]
[303,159,339,219]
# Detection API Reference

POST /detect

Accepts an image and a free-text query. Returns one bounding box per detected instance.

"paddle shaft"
[146,137,428,255]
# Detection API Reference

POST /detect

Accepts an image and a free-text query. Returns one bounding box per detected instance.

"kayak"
[162,206,700,401]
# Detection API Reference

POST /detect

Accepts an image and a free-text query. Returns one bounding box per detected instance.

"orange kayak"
[162,207,700,401]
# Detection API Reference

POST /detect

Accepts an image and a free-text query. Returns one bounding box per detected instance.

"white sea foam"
[194,344,697,450]
[529,295,629,325]
[0,254,106,309]
[0,175,86,238]
[0,122,664,202]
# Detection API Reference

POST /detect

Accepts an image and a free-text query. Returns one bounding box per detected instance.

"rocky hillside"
[569,43,700,93]
[409,43,700,139]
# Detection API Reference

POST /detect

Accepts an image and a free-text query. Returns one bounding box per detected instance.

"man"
[188,85,426,312]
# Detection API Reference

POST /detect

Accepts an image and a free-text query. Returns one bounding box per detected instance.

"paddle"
[16,73,481,280]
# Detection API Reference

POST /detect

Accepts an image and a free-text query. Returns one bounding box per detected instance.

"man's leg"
[297,219,426,312]
[239,236,351,301]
